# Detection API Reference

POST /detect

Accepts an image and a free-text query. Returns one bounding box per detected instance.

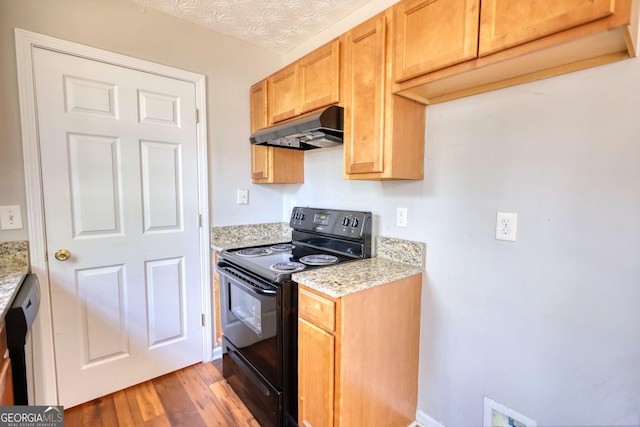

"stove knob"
[342,217,351,227]
[352,217,359,228]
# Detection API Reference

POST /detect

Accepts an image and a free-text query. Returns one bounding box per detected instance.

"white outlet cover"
[496,212,517,241]
[396,207,408,227]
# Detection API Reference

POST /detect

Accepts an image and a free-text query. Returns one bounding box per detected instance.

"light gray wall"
[3,0,640,424]
[284,58,640,425]
[0,0,284,243]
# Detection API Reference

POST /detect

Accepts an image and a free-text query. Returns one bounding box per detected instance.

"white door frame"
[14,28,212,405]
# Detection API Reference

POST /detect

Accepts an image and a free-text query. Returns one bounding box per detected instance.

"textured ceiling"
[134,0,373,54]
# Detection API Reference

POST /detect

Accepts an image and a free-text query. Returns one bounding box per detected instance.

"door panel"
[140,140,182,232]
[77,265,128,364]
[67,133,122,237]
[138,90,180,127]
[33,47,203,407]
[63,75,118,118]
[146,257,185,347]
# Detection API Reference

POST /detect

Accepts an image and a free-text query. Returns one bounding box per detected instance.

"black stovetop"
[219,242,357,283]
[219,207,373,283]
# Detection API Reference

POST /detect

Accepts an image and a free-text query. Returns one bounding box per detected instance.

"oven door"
[218,263,280,388]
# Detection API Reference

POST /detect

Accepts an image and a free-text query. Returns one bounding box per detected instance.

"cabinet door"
[394,0,479,82]
[342,13,386,175]
[250,80,269,132]
[479,0,615,56]
[252,147,304,184]
[269,63,299,123]
[298,318,335,427]
[251,145,271,182]
[299,40,340,114]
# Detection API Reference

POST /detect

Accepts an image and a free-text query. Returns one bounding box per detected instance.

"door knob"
[54,249,71,261]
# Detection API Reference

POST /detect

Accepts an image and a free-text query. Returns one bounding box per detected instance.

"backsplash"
[376,236,426,268]
[0,240,29,268]
[211,222,291,250]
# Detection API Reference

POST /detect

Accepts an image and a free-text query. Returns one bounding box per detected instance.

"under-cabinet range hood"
[250,105,343,150]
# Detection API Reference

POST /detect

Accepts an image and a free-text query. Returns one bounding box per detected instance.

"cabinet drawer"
[299,287,336,332]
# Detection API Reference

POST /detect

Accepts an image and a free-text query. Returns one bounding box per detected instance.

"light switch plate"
[0,205,23,230]
[237,188,249,205]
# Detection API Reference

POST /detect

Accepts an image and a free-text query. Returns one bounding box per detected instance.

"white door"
[33,47,203,407]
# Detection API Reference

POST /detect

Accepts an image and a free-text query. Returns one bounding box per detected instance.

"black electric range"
[216,207,372,427]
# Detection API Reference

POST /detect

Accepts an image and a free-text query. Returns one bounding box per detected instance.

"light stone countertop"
[293,236,426,298]
[292,257,423,299]
[0,241,30,319]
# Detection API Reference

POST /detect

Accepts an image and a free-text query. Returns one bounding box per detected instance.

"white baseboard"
[415,409,446,427]
[212,345,223,360]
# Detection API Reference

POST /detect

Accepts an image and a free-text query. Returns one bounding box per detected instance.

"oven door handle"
[217,264,277,296]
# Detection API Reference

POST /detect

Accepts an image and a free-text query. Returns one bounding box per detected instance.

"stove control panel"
[290,207,372,238]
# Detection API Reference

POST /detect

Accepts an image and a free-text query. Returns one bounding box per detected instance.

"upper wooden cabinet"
[299,40,341,113]
[251,145,304,184]
[268,63,299,123]
[394,0,480,82]
[393,0,638,104]
[250,80,269,133]
[479,0,616,56]
[342,10,426,180]
[268,39,341,124]
[250,79,304,184]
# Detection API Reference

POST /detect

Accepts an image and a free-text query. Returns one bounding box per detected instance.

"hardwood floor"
[63,359,261,426]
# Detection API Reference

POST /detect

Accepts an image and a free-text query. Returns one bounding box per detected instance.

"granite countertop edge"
[292,257,424,299]
[0,266,29,319]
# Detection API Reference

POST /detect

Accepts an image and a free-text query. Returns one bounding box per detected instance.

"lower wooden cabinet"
[298,274,422,427]
[213,251,222,346]
[298,318,335,427]
[0,321,14,406]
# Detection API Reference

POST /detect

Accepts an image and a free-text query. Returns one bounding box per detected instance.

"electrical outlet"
[396,207,408,227]
[237,188,249,205]
[496,212,517,241]
[483,396,536,427]
[0,205,23,230]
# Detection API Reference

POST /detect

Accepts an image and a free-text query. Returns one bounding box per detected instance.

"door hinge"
[201,314,205,327]
[195,108,200,123]
[198,214,202,227]
[45,251,48,262]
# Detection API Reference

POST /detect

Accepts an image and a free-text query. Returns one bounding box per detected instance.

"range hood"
[250,105,343,150]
